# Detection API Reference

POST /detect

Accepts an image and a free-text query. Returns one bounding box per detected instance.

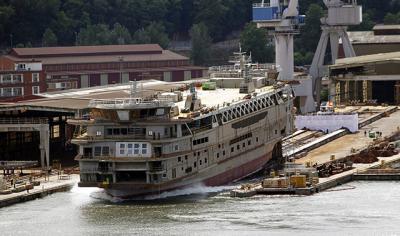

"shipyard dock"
[0,174,78,208]
[232,106,400,197]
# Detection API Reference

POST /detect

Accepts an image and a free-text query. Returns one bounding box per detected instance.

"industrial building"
[329,51,400,106]
[0,44,206,102]
[341,24,400,57]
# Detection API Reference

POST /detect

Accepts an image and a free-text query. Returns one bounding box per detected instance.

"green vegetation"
[0,0,398,65]
[190,23,212,66]
[240,23,274,63]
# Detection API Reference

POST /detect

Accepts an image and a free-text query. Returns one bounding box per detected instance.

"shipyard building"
[0,44,206,102]
[329,51,400,106]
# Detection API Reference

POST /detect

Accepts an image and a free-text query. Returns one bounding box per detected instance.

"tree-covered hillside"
[0,0,399,64]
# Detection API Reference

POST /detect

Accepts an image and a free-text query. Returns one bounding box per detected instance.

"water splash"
[143,184,236,200]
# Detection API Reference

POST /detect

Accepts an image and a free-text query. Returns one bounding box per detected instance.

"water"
[1,181,400,236]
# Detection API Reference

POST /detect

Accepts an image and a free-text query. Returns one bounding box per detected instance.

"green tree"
[78,24,112,45]
[384,12,400,24]
[190,23,212,66]
[193,0,228,41]
[42,28,58,47]
[298,4,324,54]
[350,12,375,31]
[110,23,132,45]
[240,23,273,63]
[132,22,170,48]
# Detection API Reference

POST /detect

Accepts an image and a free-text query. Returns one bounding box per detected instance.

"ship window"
[121,128,128,135]
[102,147,110,156]
[113,129,120,135]
[127,144,133,155]
[134,144,140,154]
[120,144,125,155]
[94,146,102,156]
[142,144,148,154]
[107,129,113,135]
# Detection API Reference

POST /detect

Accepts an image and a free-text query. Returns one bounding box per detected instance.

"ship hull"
[104,141,278,198]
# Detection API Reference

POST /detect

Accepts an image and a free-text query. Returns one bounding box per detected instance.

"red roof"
[11,44,163,58]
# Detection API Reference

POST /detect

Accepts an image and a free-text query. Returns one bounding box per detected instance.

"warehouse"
[0,44,206,102]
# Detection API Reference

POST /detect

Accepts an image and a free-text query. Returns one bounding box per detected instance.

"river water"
[1,181,400,236]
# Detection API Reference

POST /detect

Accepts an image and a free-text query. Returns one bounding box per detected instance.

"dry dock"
[0,174,78,208]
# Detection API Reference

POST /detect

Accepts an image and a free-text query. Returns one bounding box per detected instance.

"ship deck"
[175,86,276,118]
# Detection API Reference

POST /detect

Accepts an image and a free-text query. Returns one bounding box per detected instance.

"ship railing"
[0,117,47,124]
[190,124,213,134]
[209,64,275,72]
[253,2,271,8]
[88,97,175,109]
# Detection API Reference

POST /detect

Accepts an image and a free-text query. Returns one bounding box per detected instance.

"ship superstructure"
[70,56,295,198]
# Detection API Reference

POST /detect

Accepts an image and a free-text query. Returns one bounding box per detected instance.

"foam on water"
[85,183,237,202]
[143,183,236,200]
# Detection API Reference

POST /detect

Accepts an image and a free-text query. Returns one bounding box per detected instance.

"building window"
[217,153,219,158]
[200,160,202,165]
[178,156,182,162]
[13,87,23,96]
[223,150,226,156]
[13,74,23,83]
[32,86,40,95]
[32,73,39,83]
[248,140,251,146]
[243,143,246,148]
[194,161,197,168]
[256,137,259,142]
[231,147,234,153]
[205,158,207,163]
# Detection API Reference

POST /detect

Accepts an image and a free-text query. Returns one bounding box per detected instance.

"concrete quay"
[0,174,79,208]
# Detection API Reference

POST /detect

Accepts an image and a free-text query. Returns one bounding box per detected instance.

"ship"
[70,53,295,198]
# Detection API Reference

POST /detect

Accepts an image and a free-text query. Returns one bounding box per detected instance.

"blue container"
[252,6,279,21]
